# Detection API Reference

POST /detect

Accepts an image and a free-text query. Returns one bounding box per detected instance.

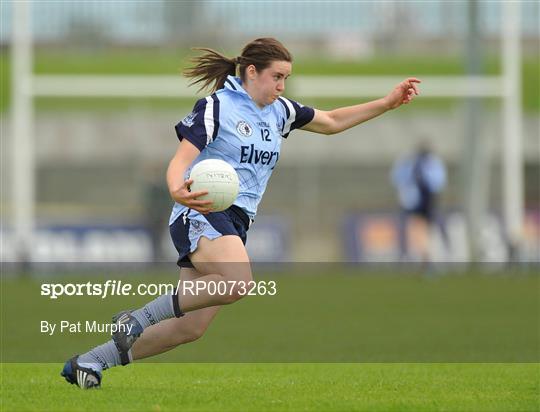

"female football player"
[62,37,420,388]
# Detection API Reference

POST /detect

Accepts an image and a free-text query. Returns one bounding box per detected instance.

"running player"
[62,37,420,388]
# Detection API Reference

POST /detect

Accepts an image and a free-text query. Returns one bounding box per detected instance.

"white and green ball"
[189,159,240,212]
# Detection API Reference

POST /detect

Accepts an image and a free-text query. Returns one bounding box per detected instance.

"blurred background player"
[391,141,450,262]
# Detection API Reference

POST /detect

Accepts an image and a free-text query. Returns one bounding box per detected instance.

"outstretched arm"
[302,77,421,135]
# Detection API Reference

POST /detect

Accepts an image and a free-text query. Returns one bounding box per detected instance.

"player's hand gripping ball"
[189,159,240,212]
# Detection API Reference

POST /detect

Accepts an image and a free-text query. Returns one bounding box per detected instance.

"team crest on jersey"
[181,111,198,128]
[190,220,207,236]
[236,120,253,137]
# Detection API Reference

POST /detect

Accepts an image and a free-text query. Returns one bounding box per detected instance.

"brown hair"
[184,38,293,93]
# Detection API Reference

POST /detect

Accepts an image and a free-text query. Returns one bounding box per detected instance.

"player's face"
[248,60,292,107]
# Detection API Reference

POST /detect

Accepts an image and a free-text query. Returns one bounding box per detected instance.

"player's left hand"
[384,77,421,109]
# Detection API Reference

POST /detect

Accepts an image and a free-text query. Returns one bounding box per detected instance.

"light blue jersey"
[391,152,447,210]
[169,75,314,225]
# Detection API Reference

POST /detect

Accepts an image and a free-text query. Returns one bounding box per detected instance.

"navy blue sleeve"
[277,97,315,138]
[174,95,220,151]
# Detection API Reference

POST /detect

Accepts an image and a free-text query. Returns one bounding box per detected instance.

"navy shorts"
[408,196,437,222]
[169,205,252,267]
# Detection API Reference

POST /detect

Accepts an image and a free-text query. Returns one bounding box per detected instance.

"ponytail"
[184,38,292,94]
[183,48,237,93]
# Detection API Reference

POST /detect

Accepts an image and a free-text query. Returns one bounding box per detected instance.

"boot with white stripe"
[61,356,102,389]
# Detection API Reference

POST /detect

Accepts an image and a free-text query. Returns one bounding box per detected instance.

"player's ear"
[246,64,257,80]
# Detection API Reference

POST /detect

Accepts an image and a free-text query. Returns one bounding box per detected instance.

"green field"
[1,363,539,411]
[2,269,539,363]
[1,269,539,410]
[1,50,538,113]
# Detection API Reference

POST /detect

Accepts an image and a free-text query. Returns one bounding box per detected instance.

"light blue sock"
[78,340,129,372]
[131,293,177,329]
[78,293,180,371]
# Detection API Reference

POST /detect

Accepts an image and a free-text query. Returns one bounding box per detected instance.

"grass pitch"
[2,363,539,411]
[2,270,539,410]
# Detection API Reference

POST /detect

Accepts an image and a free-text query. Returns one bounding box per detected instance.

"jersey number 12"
[260,129,271,142]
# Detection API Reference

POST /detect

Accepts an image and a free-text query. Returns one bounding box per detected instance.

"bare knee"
[180,323,207,344]
[219,272,253,305]
[166,321,208,346]
[191,240,253,305]
[158,317,210,347]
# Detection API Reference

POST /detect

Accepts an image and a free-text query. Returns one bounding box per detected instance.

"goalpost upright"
[10,0,34,263]
[501,1,524,256]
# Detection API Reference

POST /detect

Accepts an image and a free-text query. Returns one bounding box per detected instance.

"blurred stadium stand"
[1,2,539,48]
[1,1,538,262]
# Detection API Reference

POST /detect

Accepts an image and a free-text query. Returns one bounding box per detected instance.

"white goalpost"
[10,0,34,262]
[501,1,524,255]
[9,1,524,262]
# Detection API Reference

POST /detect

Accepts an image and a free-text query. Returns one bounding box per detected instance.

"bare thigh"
[177,235,253,308]
[190,235,251,280]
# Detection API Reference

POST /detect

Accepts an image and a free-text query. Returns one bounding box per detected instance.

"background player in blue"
[62,38,421,388]
[391,141,450,261]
